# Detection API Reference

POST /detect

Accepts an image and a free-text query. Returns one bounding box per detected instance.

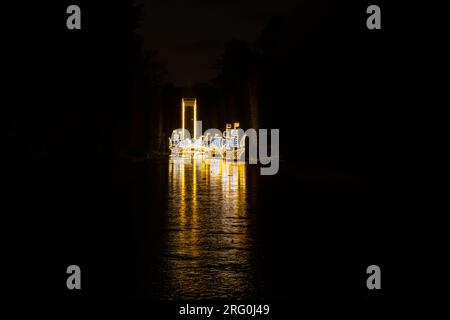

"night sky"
[138,0,298,85]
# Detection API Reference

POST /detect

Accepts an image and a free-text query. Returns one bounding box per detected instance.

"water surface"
[161,158,259,299]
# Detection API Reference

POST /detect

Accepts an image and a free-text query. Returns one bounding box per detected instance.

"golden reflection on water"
[166,158,253,299]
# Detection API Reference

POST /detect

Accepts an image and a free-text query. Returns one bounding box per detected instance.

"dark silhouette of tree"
[215,39,261,130]
[253,1,391,171]
[4,1,153,298]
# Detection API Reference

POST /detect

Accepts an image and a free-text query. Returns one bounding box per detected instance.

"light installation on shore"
[169,98,246,160]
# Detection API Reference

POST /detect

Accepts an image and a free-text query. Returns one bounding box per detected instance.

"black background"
[3,0,447,304]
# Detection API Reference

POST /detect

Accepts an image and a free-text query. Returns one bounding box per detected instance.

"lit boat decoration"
[169,98,246,160]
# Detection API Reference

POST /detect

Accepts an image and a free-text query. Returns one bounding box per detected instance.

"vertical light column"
[182,99,185,139]
[193,99,197,139]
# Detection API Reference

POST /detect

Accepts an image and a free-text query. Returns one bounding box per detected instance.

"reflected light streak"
[165,158,252,299]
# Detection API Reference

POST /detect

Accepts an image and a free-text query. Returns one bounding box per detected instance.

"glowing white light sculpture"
[169,98,246,161]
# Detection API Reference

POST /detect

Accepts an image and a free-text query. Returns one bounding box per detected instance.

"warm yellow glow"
[182,99,185,139]
[182,98,197,139]
[166,158,249,297]
[194,99,197,139]
[171,98,244,161]
[169,158,247,221]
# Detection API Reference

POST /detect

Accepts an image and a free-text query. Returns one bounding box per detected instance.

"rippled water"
[161,157,259,299]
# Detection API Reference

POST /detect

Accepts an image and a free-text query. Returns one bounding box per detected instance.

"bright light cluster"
[169,98,245,160]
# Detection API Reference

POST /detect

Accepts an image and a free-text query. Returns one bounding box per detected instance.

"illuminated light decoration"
[181,99,185,139]
[169,98,246,161]
[181,98,197,139]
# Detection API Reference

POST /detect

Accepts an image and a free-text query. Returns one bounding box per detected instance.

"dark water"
[113,157,374,299]
[5,154,448,299]
[162,158,258,299]
[125,158,264,299]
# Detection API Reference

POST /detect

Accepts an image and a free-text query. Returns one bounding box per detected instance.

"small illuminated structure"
[181,98,197,139]
[169,98,246,160]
